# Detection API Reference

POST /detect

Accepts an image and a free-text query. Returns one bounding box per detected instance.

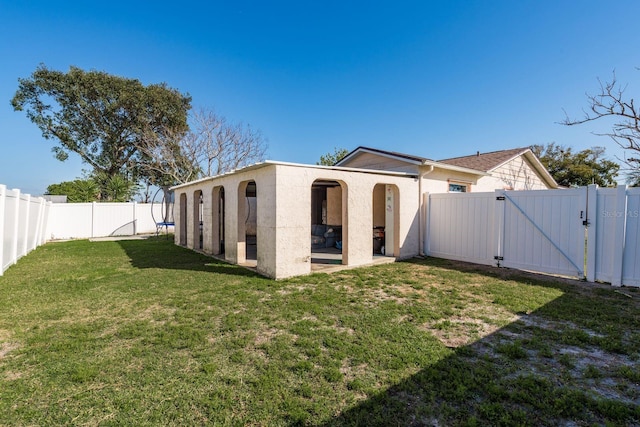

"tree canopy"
[45,175,140,202]
[531,143,619,187]
[317,147,349,166]
[11,65,192,190]
[45,179,99,203]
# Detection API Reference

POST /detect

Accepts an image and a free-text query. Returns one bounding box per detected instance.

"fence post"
[611,184,628,287]
[585,185,598,282]
[91,201,96,238]
[423,192,429,255]
[494,189,505,267]
[21,193,31,257]
[0,185,5,276]
[133,201,137,235]
[11,189,20,266]
[41,202,51,244]
[32,197,44,250]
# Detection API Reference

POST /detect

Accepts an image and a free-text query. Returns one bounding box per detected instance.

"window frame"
[447,180,471,193]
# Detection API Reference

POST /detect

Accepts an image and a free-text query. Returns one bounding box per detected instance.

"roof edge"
[171,159,419,190]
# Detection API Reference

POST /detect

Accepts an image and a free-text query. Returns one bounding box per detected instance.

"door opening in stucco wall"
[193,190,203,250]
[310,179,345,267]
[211,186,225,255]
[179,192,187,246]
[238,180,257,266]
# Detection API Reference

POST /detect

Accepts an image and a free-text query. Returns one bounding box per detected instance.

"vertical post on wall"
[611,184,628,287]
[585,185,598,282]
[494,189,506,267]
[0,185,5,276]
[384,185,395,257]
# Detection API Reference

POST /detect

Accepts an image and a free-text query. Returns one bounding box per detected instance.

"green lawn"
[0,237,638,426]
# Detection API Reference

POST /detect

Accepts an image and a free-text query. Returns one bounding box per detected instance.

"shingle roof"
[438,147,530,172]
[343,146,433,164]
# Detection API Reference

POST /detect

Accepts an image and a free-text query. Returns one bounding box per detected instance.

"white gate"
[427,185,640,286]
[427,188,587,280]
[498,188,587,278]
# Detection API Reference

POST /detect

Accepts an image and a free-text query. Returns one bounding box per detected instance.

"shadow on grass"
[115,237,261,278]
[318,258,640,427]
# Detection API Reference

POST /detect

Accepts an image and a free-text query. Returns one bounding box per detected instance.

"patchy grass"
[0,238,638,426]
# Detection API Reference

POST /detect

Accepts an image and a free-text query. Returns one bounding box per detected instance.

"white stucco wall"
[173,163,420,279]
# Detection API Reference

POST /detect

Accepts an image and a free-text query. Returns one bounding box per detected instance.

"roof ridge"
[438,146,529,162]
[349,146,433,162]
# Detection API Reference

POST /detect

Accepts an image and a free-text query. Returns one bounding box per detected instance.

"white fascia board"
[171,160,418,190]
[423,160,491,177]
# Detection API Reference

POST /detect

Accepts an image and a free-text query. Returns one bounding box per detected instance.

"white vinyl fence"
[47,202,164,240]
[1,185,51,276]
[426,185,640,287]
[589,186,640,287]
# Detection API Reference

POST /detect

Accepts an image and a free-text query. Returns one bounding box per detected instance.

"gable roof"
[438,147,530,172]
[336,146,490,176]
[337,146,432,166]
[439,147,558,188]
[338,146,558,188]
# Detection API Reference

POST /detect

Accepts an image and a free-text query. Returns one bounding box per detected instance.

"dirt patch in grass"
[253,327,279,346]
[0,329,19,360]
[423,316,509,348]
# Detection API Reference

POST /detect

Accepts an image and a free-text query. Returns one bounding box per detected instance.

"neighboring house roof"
[438,147,530,172]
[439,147,558,188]
[338,146,558,189]
[338,146,433,165]
[336,146,491,176]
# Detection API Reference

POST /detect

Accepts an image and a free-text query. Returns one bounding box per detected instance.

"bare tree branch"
[138,107,268,185]
[562,72,640,183]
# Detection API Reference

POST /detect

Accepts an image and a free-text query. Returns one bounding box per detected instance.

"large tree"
[562,72,640,184]
[531,143,619,187]
[11,65,192,191]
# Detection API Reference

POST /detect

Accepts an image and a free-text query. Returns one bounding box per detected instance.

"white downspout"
[418,164,434,256]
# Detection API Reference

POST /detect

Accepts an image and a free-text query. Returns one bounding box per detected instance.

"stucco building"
[171,146,556,279]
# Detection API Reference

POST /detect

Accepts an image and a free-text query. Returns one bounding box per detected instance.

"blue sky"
[2,0,640,194]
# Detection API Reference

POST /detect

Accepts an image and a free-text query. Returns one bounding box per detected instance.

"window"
[448,182,469,193]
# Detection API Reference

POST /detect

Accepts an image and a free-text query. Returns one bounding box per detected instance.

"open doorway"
[310,180,345,267]
[211,186,225,255]
[193,190,203,250]
[373,184,399,257]
[179,193,187,246]
[238,180,257,266]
